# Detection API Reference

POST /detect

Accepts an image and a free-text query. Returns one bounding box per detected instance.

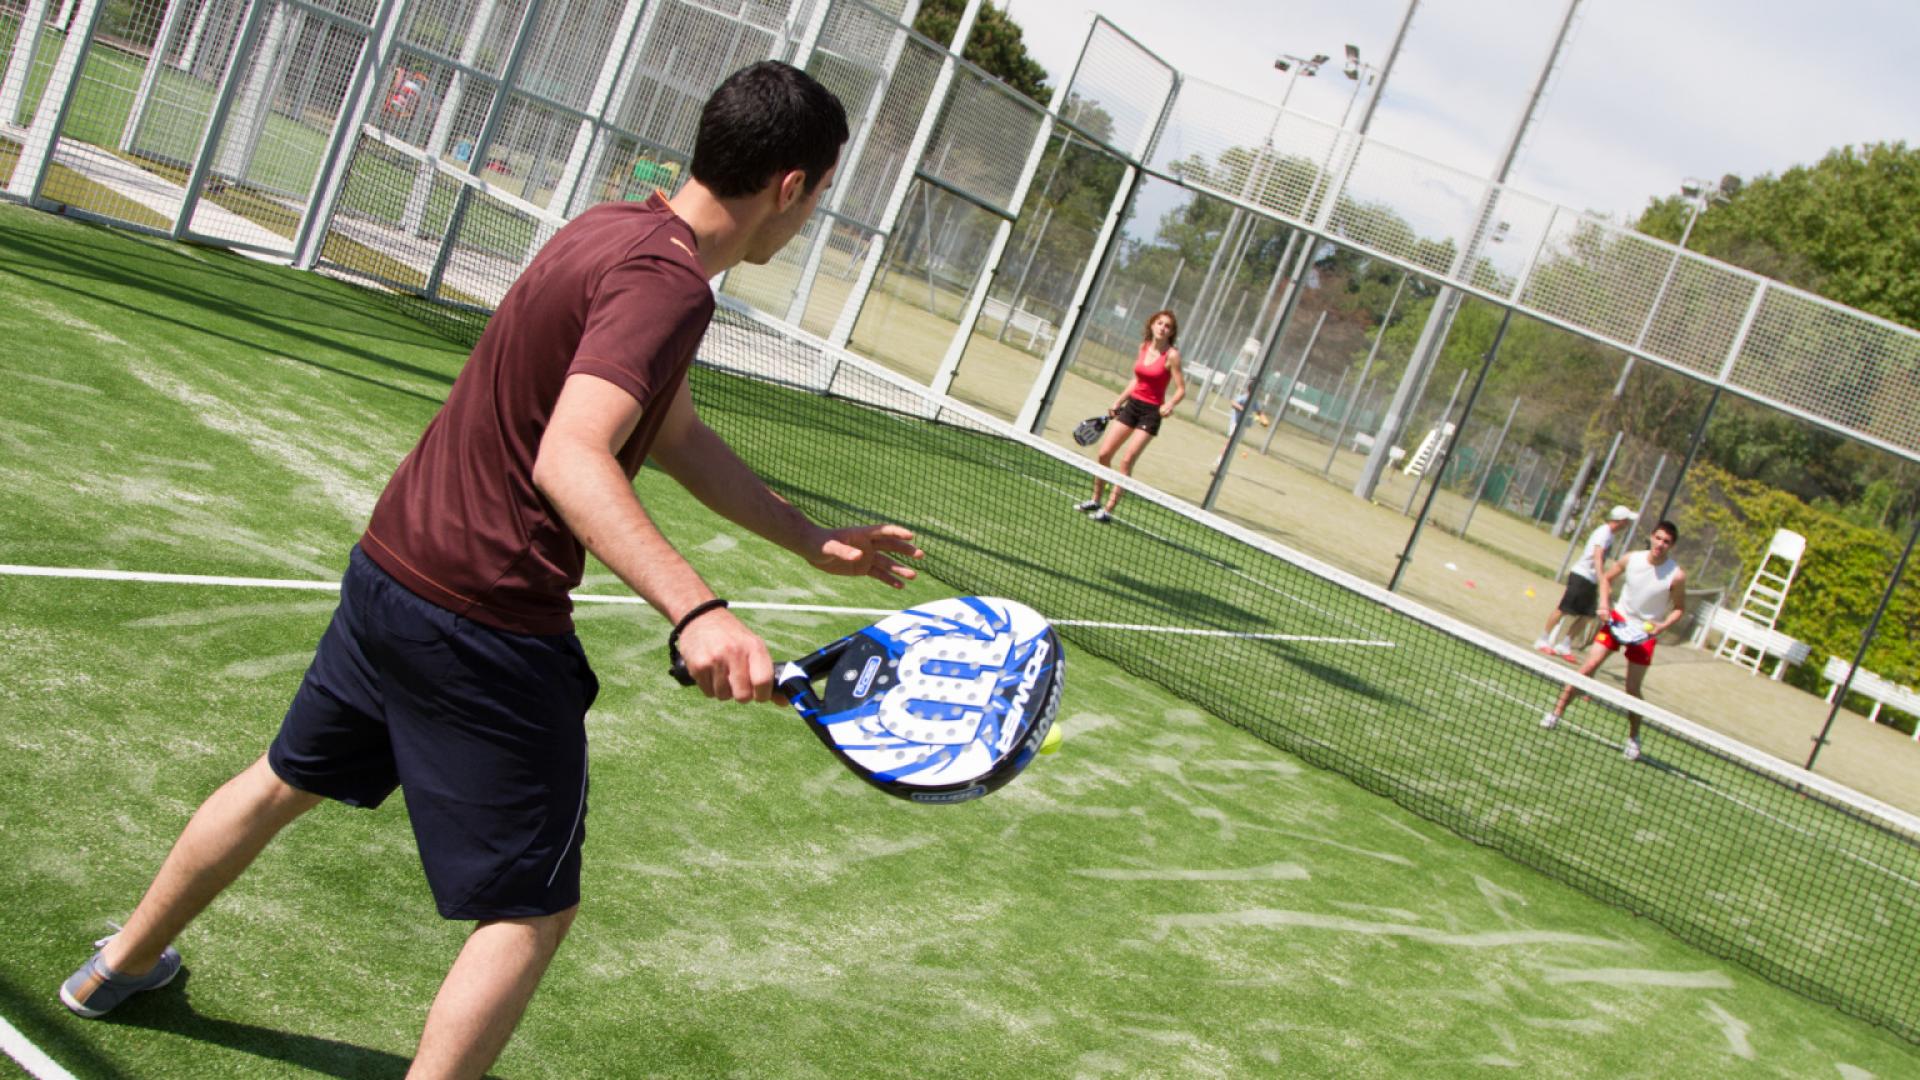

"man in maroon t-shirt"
[62,62,920,1076]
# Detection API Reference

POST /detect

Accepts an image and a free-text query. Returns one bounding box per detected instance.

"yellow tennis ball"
[1643,621,1656,634]
[1039,724,1063,755]
[1524,588,1535,598]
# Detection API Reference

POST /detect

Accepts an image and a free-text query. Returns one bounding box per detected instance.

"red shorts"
[1594,609,1657,665]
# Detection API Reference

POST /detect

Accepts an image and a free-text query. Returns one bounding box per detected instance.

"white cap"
[1608,505,1639,522]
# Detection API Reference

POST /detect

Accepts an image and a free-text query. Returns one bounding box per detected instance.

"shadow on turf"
[105,969,437,1079]
[0,224,459,406]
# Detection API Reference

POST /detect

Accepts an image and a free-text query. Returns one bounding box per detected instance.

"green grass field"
[4,203,1920,1077]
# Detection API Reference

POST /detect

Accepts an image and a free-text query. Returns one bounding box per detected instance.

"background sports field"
[4,204,1919,1077]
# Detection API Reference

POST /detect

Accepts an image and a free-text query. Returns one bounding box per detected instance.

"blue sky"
[999,0,1918,224]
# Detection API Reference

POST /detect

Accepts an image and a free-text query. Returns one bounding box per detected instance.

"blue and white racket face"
[809,596,1060,793]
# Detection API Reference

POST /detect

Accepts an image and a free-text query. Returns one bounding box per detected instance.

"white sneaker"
[1534,637,1554,654]
[1090,509,1112,523]
[1623,737,1641,762]
[1540,711,1560,730]
[1073,500,1099,513]
[1557,649,1579,662]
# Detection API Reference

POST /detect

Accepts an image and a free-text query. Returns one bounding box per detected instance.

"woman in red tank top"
[1075,308,1186,522]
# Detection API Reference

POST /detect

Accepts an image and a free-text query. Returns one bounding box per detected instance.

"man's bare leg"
[1549,643,1612,718]
[102,755,322,975]
[409,908,578,1080]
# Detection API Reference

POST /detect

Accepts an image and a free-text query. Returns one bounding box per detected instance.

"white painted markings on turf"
[0,565,1391,649]
[0,1012,77,1080]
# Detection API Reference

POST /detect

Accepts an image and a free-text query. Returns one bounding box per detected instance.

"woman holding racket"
[1076,308,1187,522]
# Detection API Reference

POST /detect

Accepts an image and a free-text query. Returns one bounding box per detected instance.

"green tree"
[913,0,1052,105]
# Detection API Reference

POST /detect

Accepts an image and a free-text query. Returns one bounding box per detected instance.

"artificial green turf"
[4,202,1920,1076]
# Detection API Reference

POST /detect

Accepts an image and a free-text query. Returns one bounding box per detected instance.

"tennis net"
[692,296,1920,1044]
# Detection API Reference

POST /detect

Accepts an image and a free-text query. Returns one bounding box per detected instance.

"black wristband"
[666,599,730,687]
[671,598,730,643]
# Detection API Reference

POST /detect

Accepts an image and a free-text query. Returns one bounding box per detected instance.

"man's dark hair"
[691,61,848,197]
[1655,520,1680,543]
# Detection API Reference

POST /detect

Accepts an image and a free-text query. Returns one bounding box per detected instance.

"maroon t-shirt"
[362,195,714,635]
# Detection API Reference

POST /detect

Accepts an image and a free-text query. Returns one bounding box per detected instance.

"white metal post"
[399,0,503,236]
[0,0,56,129]
[293,0,405,268]
[924,59,1075,396]
[1015,24,1179,433]
[549,0,649,220]
[4,0,104,204]
[170,0,270,237]
[824,0,982,349]
[783,0,922,325]
[120,0,188,152]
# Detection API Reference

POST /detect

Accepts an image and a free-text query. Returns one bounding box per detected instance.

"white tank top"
[1617,551,1679,624]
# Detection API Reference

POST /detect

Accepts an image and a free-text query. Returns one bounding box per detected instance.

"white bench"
[1692,603,1810,681]
[1823,656,1920,735]
[1347,431,1405,465]
[1285,396,1319,419]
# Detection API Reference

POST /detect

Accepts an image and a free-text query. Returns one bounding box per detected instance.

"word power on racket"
[670,597,1064,804]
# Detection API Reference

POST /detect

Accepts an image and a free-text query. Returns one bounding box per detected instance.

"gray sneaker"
[1623,737,1642,762]
[60,935,182,1018]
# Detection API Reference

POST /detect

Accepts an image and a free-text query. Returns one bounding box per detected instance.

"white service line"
[1,565,1388,647]
[0,1013,76,1080]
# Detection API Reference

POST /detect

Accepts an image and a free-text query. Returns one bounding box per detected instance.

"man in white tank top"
[1541,520,1688,761]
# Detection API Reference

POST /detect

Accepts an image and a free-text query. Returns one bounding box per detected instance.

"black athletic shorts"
[1556,573,1599,617]
[269,546,597,920]
[1114,395,1163,436]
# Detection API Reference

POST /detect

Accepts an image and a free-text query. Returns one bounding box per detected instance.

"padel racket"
[1603,612,1653,645]
[1072,414,1109,446]
[671,596,1063,804]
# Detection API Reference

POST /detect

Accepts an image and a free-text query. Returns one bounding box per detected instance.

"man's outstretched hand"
[805,525,923,588]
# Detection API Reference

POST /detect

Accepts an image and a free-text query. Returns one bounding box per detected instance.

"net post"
[1809,515,1920,770]
[1390,307,1512,591]
[1200,230,1309,510]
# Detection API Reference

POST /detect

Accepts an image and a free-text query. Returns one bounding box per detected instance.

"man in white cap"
[1535,505,1637,660]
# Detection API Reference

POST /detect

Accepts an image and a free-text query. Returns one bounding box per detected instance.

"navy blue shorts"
[269,547,597,920]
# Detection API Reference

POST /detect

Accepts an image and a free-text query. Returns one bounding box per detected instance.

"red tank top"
[1129,343,1173,405]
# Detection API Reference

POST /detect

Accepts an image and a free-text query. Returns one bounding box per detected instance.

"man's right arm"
[532,372,774,703]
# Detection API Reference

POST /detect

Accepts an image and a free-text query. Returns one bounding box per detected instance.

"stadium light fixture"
[1344,44,1362,80]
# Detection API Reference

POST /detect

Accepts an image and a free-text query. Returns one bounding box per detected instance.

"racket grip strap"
[667,598,730,686]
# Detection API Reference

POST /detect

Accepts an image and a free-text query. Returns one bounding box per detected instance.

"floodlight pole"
[1808,514,1920,771]
[1355,0,1582,503]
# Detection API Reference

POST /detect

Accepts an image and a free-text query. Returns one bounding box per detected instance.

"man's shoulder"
[566,200,708,285]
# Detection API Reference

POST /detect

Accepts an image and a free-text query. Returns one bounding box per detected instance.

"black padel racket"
[1072,414,1109,446]
[672,597,1063,804]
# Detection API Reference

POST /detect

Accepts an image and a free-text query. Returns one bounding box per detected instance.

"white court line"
[1457,673,1920,893]
[0,1013,76,1080]
[0,565,1390,647]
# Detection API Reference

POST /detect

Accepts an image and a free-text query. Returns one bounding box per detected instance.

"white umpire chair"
[1716,528,1807,674]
